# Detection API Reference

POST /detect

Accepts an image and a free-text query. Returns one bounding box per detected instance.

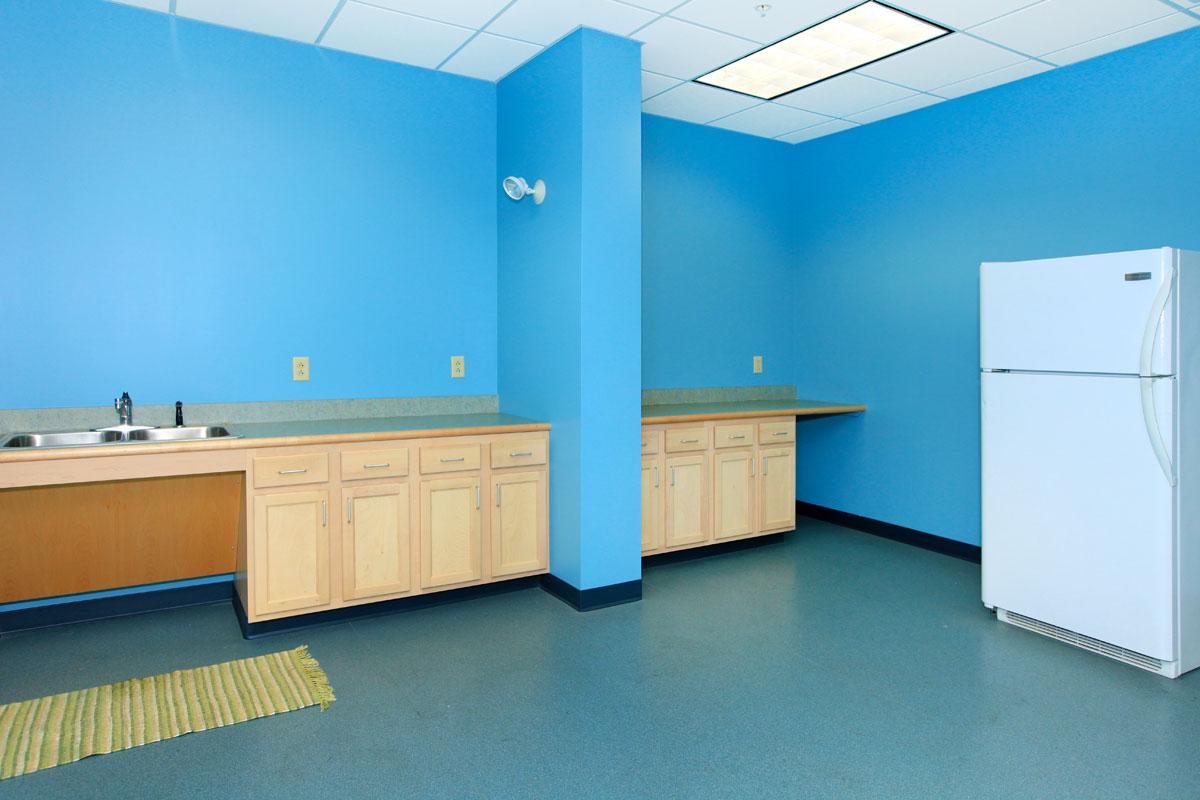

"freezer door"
[981,249,1175,375]
[982,371,1176,659]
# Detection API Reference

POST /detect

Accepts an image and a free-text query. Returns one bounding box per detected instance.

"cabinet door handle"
[347,497,352,524]
[364,462,390,469]
[728,434,746,440]
[322,500,328,527]
[670,467,676,487]
[278,468,307,475]
[680,438,700,444]
[763,459,769,477]
[772,431,790,437]
[475,485,480,509]
[509,451,533,458]
[441,456,466,463]
[496,484,502,506]
[653,465,659,488]
[751,460,755,476]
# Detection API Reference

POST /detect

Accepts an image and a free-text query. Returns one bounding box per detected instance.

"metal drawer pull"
[670,467,676,486]
[772,431,790,437]
[475,485,480,509]
[763,459,769,476]
[496,485,502,506]
[347,497,353,523]
[364,462,390,469]
[680,438,700,444]
[441,456,466,463]
[322,500,327,527]
[510,450,533,457]
[728,434,746,440]
[654,465,659,488]
[278,468,308,475]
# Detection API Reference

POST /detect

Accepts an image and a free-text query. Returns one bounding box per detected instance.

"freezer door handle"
[1138,260,1175,379]
[1140,377,1176,487]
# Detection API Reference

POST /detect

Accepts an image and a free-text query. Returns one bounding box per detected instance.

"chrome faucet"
[114,392,133,426]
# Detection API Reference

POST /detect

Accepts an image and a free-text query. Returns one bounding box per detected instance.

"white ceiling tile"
[1043,12,1199,66]
[440,33,542,80]
[641,82,760,123]
[365,0,512,29]
[774,72,915,116]
[846,92,942,123]
[621,0,680,11]
[777,118,858,143]
[108,0,170,11]
[710,103,831,137]
[636,17,758,79]
[487,0,657,46]
[322,2,472,68]
[969,0,1175,57]
[176,0,339,42]
[642,71,683,99]
[671,0,857,44]
[858,33,1025,90]
[894,0,1041,30]
[931,58,1049,97]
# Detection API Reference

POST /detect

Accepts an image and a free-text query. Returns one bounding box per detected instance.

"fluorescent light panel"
[695,1,950,100]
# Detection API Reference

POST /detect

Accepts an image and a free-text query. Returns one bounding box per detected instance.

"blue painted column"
[497,29,642,604]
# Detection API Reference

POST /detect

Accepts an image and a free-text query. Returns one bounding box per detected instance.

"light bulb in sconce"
[502,176,546,205]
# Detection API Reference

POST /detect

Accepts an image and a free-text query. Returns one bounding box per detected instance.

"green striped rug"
[0,646,334,781]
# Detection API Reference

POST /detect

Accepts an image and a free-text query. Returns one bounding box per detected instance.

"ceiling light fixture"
[696,1,950,101]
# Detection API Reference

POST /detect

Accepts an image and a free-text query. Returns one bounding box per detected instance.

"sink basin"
[3,431,124,448]
[126,426,237,442]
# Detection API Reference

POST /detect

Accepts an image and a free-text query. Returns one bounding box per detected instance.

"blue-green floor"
[3,519,1199,798]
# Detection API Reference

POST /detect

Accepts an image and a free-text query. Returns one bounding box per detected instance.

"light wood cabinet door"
[342,482,411,601]
[641,456,663,553]
[491,470,548,577]
[665,454,709,549]
[759,446,796,532]
[714,450,755,541]
[420,477,482,589]
[252,490,330,616]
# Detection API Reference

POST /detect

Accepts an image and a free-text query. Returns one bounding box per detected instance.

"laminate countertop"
[641,398,866,424]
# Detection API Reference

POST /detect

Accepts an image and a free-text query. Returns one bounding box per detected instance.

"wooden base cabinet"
[641,417,796,557]
[237,431,549,625]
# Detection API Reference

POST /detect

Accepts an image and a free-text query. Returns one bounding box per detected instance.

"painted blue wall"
[0,0,498,408]
[791,28,1200,545]
[498,29,642,590]
[641,115,798,389]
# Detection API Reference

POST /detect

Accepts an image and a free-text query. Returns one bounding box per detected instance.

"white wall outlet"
[450,355,466,379]
[292,356,310,381]
[753,355,763,374]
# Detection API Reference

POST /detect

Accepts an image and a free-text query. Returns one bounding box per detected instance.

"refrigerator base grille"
[997,609,1176,677]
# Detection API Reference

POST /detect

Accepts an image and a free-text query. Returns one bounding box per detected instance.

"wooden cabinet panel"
[420,477,482,588]
[714,423,755,449]
[490,439,548,469]
[342,482,411,600]
[253,452,329,489]
[420,444,482,475]
[641,430,660,455]
[758,420,795,444]
[714,450,755,540]
[341,448,409,482]
[641,456,663,553]
[491,470,547,577]
[759,446,796,532]
[252,490,330,616]
[665,427,708,453]
[665,454,709,549]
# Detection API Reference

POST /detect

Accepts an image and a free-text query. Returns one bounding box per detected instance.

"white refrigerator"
[981,247,1200,678]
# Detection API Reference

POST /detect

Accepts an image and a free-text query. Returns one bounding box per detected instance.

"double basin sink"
[2,426,238,450]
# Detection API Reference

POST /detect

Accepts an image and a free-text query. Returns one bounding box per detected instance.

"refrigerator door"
[981,248,1176,376]
[982,371,1176,659]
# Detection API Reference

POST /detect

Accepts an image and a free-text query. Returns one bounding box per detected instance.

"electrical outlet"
[293,356,310,381]
[753,355,763,374]
[450,355,466,379]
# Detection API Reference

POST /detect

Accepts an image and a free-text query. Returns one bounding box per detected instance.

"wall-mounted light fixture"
[502,176,546,205]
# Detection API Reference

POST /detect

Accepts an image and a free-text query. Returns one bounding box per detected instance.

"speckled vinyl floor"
[2,518,1198,799]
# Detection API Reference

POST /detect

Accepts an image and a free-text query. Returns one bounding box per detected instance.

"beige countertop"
[641,398,866,424]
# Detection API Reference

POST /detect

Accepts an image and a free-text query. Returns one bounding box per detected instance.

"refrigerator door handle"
[1140,377,1176,487]
[1139,262,1175,378]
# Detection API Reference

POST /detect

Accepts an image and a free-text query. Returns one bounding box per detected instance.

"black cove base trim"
[797,501,981,563]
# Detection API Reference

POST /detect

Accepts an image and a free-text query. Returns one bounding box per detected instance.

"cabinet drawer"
[420,443,482,474]
[714,423,755,448]
[341,447,409,481]
[491,438,547,469]
[665,427,708,453]
[253,452,330,489]
[758,421,795,444]
[641,431,660,455]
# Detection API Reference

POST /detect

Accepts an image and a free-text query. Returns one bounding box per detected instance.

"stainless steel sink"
[126,426,237,442]
[2,431,125,448]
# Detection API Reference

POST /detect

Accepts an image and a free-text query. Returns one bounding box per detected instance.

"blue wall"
[641,116,798,389]
[498,29,642,590]
[791,28,1200,545]
[0,0,498,408]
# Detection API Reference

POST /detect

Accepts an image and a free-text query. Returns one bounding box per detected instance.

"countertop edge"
[641,406,867,424]
[0,422,552,464]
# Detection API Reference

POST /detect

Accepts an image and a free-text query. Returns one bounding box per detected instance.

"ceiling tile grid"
[105,0,1200,145]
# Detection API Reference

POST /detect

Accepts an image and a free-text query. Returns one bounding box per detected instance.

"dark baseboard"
[0,579,233,635]
[234,576,541,639]
[642,532,786,568]
[796,501,981,564]
[539,574,642,612]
